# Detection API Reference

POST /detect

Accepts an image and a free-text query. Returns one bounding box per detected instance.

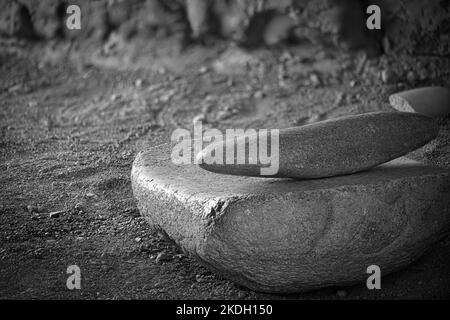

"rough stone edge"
[201,173,450,292]
[131,148,450,293]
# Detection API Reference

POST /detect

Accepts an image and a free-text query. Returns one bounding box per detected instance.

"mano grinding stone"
[131,142,450,293]
[198,111,438,179]
[389,86,450,117]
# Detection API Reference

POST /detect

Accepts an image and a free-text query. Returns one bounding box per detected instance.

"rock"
[186,0,210,39]
[389,87,450,117]
[110,94,121,102]
[212,48,259,76]
[155,251,170,264]
[26,205,38,213]
[309,73,321,87]
[28,100,38,108]
[135,78,143,87]
[305,112,324,124]
[262,13,297,46]
[198,66,208,74]
[131,143,450,293]
[381,69,396,84]
[10,2,37,39]
[8,84,22,93]
[253,90,264,99]
[49,210,64,218]
[198,112,438,179]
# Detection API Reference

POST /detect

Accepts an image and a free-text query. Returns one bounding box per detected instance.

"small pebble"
[28,100,38,108]
[195,274,205,282]
[8,84,22,93]
[49,211,64,218]
[155,251,169,264]
[334,92,345,107]
[253,90,264,99]
[135,237,142,243]
[204,95,215,102]
[307,113,322,124]
[135,78,143,87]
[309,73,321,87]
[26,205,38,213]
[160,91,174,103]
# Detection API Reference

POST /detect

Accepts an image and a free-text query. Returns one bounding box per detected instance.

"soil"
[0,37,449,299]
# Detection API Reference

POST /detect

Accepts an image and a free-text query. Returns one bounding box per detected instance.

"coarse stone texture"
[389,87,450,118]
[199,112,439,179]
[131,142,450,293]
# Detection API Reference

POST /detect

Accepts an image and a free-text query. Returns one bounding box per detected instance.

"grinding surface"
[132,142,450,292]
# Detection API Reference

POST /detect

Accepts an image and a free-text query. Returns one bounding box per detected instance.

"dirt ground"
[0,37,449,299]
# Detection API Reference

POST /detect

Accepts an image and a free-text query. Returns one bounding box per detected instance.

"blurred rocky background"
[1,0,449,59]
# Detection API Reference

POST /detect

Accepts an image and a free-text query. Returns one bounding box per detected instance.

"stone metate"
[131,142,450,293]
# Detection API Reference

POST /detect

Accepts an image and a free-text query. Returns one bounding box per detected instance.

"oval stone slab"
[131,143,450,293]
[198,111,438,179]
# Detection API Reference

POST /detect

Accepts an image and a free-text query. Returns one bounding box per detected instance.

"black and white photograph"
[0,0,449,306]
